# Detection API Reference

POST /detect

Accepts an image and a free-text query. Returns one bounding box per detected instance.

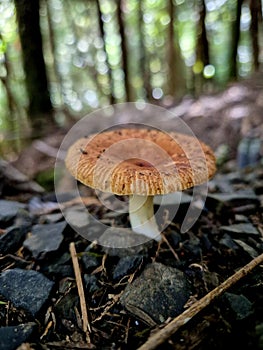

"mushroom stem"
[129,195,161,241]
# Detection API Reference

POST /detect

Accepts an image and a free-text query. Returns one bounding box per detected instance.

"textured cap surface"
[65,128,216,195]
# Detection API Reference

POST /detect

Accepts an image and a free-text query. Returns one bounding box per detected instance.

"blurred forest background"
[0,0,262,159]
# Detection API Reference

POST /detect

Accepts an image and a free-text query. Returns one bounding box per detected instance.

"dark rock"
[0,268,54,316]
[224,292,253,320]
[120,262,192,325]
[253,181,263,195]
[28,196,60,216]
[170,230,182,247]
[232,204,258,215]
[54,290,79,323]
[0,159,44,195]
[206,192,260,213]
[182,240,202,260]
[199,233,213,251]
[233,239,259,258]
[84,274,100,295]
[14,208,32,229]
[23,221,67,259]
[39,212,64,224]
[113,255,144,280]
[208,176,235,193]
[220,223,259,236]
[99,227,153,257]
[0,322,36,350]
[234,214,249,223]
[64,206,90,229]
[43,252,74,278]
[81,250,101,272]
[219,234,240,251]
[0,200,26,225]
[0,226,28,255]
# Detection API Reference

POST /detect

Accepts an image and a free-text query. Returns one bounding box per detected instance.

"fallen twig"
[137,252,263,350]
[70,242,92,343]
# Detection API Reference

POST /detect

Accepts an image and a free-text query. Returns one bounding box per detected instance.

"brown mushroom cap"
[65,128,216,196]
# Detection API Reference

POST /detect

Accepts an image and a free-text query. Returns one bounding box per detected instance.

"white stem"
[129,195,161,241]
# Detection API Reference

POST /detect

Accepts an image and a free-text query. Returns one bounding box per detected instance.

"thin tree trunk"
[249,0,261,71]
[138,0,152,100]
[45,0,64,109]
[196,0,209,67]
[194,0,210,93]
[116,0,132,102]
[229,0,243,79]
[0,34,17,122]
[167,0,186,99]
[95,0,116,105]
[14,0,55,136]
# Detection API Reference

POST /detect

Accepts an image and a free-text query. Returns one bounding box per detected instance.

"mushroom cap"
[65,128,216,196]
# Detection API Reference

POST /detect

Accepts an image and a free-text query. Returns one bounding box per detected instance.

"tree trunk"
[116,0,132,102]
[95,0,116,105]
[167,0,186,99]
[138,0,152,100]
[196,0,209,67]
[14,0,55,136]
[249,0,261,71]
[229,0,243,79]
[194,0,210,93]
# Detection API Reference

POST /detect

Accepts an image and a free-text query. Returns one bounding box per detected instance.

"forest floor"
[0,157,263,350]
[0,74,263,350]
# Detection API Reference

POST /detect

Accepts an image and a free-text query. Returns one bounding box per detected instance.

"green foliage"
[0,0,261,157]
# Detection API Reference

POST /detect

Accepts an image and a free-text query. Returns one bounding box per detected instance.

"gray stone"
[44,252,73,278]
[224,292,253,320]
[54,290,79,321]
[113,254,144,280]
[0,200,26,224]
[99,227,152,257]
[65,206,90,228]
[220,223,259,236]
[234,214,249,223]
[81,250,101,272]
[28,196,60,216]
[0,226,28,255]
[0,268,54,316]
[206,192,259,210]
[233,239,259,258]
[23,221,66,259]
[219,234,240,251]
[120,262,192,325]
[84,274,100,294]
[40,212,64,223]
[0,323,36,350]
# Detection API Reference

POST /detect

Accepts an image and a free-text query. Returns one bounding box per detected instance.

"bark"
[138,0,152,100]
[196,0,209,67]
[45,0,63,108]
[116,0,132,102]
[14,0,55,136]
[194,0,210,94]
[249,0,261,70]
[95,0,116,104]
[229,0,243,79]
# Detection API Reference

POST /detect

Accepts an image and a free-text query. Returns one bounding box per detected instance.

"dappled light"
[0,0,262,152]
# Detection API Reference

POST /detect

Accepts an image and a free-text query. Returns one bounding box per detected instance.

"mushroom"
[65,128,216,241]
